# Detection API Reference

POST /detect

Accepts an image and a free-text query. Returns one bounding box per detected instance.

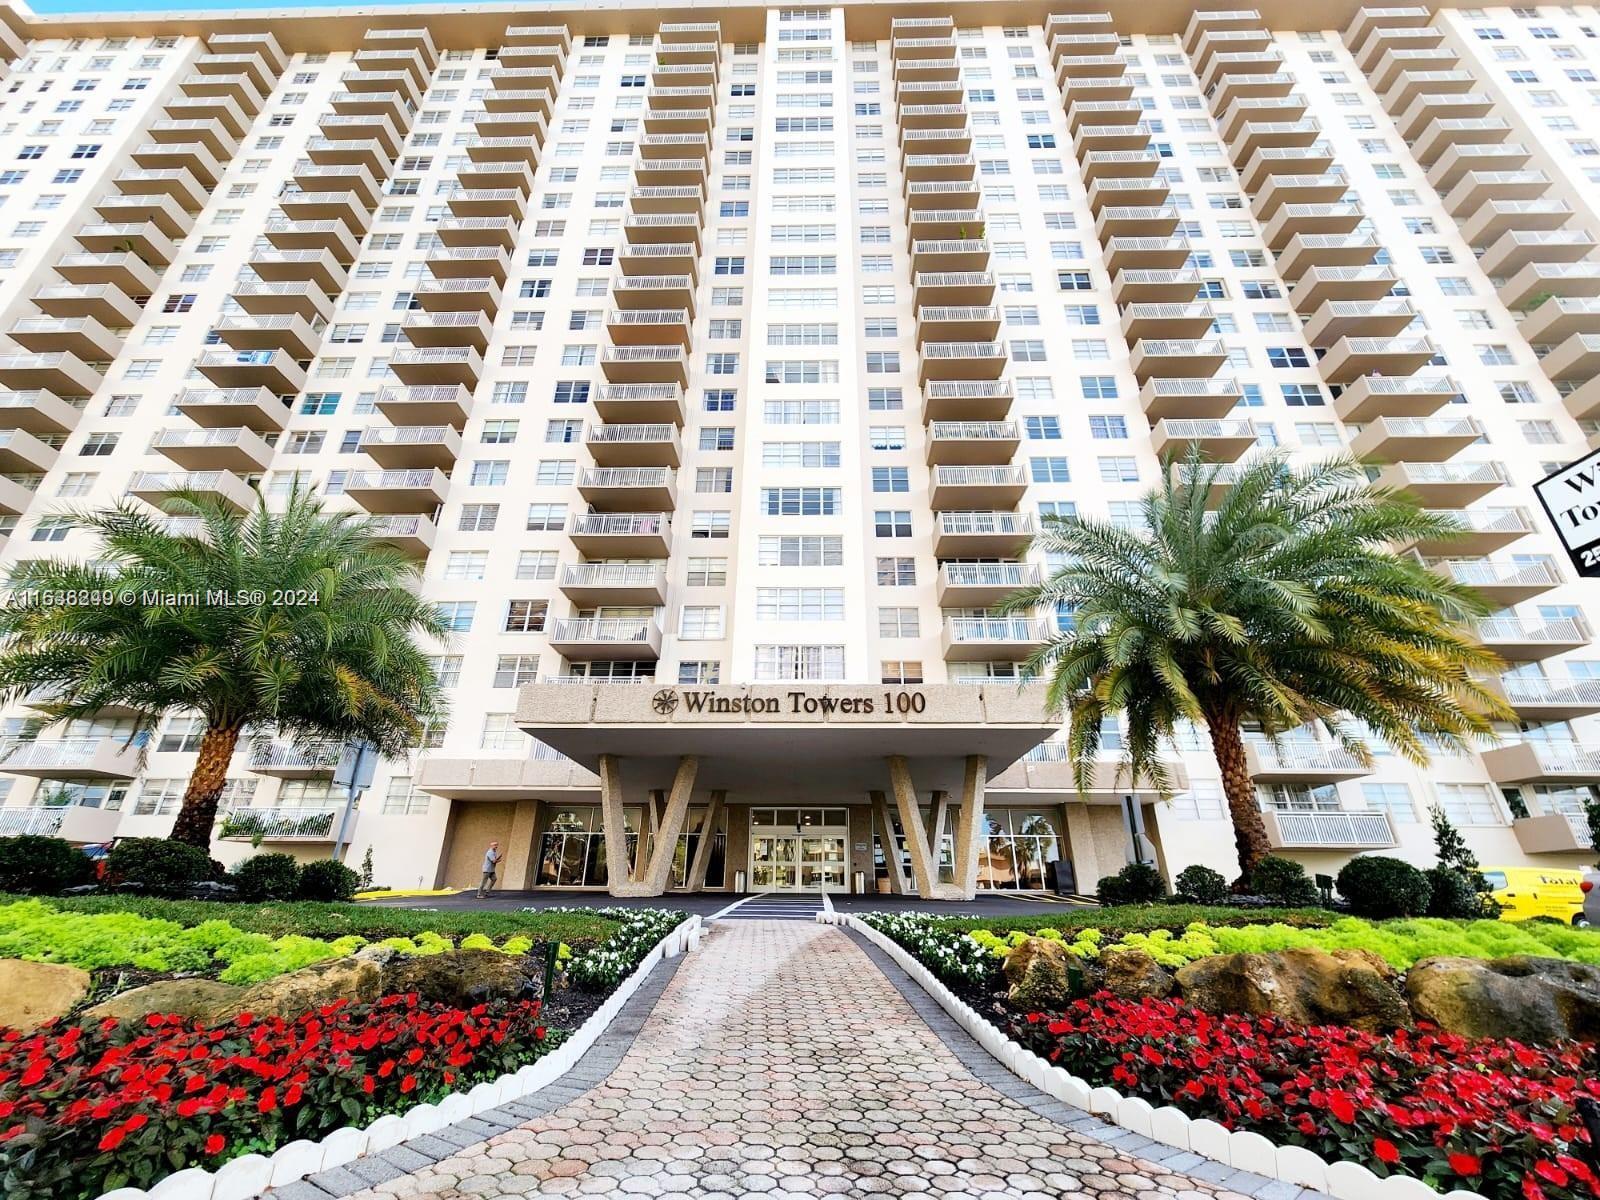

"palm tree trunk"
[167,725,241,849]
[1205,714,1274,888]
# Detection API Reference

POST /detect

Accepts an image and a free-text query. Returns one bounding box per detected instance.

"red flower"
[257,1086,277,1114]
[98,1126,126,1152]
[204,1134,226,1156]
[1326,1092,1355,1125]
[1448,1153,1482,1177]
[399,1074,416,1094]
[1372,1139,1401,1165]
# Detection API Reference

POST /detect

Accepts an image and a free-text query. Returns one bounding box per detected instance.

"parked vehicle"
[1480,866,1586,925]
[1581,871,1600,927]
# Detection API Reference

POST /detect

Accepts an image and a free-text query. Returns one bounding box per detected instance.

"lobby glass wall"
[536,805,640,887]
[876,806,1063,891]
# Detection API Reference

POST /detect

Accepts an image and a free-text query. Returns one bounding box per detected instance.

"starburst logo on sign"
[651,688,679,715]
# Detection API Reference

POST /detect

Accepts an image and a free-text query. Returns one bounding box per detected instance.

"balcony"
[342,469,449,514]
[247,740,342,778]
[1058,74,1135,106]
[1112,269,1203,305]
[1477,614,1591,661]
[456,160,537,196]
[174,387,287,432]
[0,474,38,515]
[0,737,140,779]
[9,317,119,362]
[368,514,435,558]
[1087,177,1173,212]
[568,512,671,558]
[413,277,502,315]
[912,271,996,307]
[925,420,1019,465]
[1150,418,1257,462]
[1462,198,1574,248]
[1095,205,1181,240]
[318,112,403,156]
[148,115,239,159]
[1428,143,1532,193]
[0,390,83,436]
[904,179,983,209]
[1262,809,1398,850]
[942,616,1052,662]
[584,423,682,468]
[1230,118,1323,161]
[1071,122,1150,155]
[129,470,256,513]
[0,429,57,474]
[1482,741,1600,785]
[933,511,1034,557]
[1443,169,1551,218]
[1119,303,1215,342]
[578,467,677,511]
[910,238,990,274]
[1193,28,1272,73]
[1139,377,1244,420]
[1371,46,1460,94]
[921,378,1015,423]
[1413,117,1513,168]
[74,220,177,265]
[214,314,323,359]
[1344,7,1435,51]
[593,383,685,426]
[1348,415,1481,462]
[558,562,668,607]
[389,347,483,389]
[1303,299,1417,344]
[1130,338,1230,382]
[1333,374,1459,422]
[1289,266,1401,314]
[153,427,273,472]
[1486,670,1600,721]
[1245,741,1369,782]
[1277,233,1380,282]
[33,284,141,328]
[435,216,519,251]
[1406,507,1536,556]
[401,311,493,351]
[605,308,692,348]
[1104,236,1191,273]
[915,306,1000,343]
[622,212,703,248]
[1500,263,1600,311]
[359,425,461,471]
[446,188,526,220]
[548,617,663,662]
[632,157,708,189]
[1519,297,1600,346]
[196,349,305,394]
[919,341,1008,383]
[1482,230,1598,278]
[929,465,1028,508]
[1079,148,1161,183]
[56,252,159,294]
[1544,335,1600,385]
[600,346,689,388]
[0,353,100,397]
[425,246,510,285]
[1378,461,1508,506]
[1511,813,1593,855]
[249,248,347,292]
[115,167,209,211]
[218,806,343,843]
[262,219,361,260]
[1394,92,1495,141]
[374,385,471,428]
[936,562,1041,608]
[617,242,699,278]
[0,803,120,844]
[1252,172,1351,219]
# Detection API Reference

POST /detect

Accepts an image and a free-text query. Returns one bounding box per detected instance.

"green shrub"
[106,838,212,895]
[1096,862,1166,906]
[0,835,92,895]
[1174,864,1229,906]
[1426,865,1499,919]
[1248,856,1319,906]
[1336,856,1432,918]
[229,853,302,901]
[297,859,359,902]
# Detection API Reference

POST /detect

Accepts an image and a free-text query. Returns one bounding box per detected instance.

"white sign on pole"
[1534,447,1600,578]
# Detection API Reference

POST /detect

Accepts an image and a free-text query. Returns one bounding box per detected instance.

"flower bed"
[0,993,557,1200]
[543,908,688,989]
[1008,993,1600,1200]
[0,898,542,986]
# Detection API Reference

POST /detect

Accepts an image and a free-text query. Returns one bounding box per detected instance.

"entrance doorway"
[749,807,849,893]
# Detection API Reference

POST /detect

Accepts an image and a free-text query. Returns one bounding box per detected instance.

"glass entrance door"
[748,807,849,893]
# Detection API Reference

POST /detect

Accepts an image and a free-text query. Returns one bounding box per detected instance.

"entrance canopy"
[514,682,1058,799]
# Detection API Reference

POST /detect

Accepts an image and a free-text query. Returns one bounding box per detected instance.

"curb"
[94,915,703,1200]
[827,913,1484,1200]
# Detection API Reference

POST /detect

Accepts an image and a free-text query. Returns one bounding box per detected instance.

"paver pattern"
[343,921,1257,1200]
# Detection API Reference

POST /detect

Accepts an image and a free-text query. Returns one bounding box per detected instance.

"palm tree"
[0,489,448,849]
[999,452,1511,884]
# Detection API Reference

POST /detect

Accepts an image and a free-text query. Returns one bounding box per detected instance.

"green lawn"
[920,903,1341,936]
[0,892,620,946]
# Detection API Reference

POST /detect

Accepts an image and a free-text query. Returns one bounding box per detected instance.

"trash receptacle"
[734,869,747,894]
[853,871,866,895]
[1048,859,1077,895]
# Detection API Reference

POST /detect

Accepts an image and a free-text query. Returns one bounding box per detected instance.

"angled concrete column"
[603,755,698,897]
[597,753,633,893]
[636,788,665,877]
[950,755,989,899]
[871,789,909,895]
[887,756,965,901]
[929,790,950,882]
[685,789,726,890]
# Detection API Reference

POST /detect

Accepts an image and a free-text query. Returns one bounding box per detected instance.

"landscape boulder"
[1002,937,1080,1009]
[82,979,244,1027]
[216,955,383,1020]
[380,949,537,1007]
[0,959,91,1031]
[1096,947,1175,1000]
[1405,955,1600,1043]
[1174,946,1411,1032]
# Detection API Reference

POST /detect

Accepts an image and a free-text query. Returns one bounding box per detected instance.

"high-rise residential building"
[0,2,1597,900]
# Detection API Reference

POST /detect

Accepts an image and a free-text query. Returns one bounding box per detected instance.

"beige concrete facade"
[0,2,1597,898]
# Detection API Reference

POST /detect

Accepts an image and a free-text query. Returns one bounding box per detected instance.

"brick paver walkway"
[342,921,1257,1200]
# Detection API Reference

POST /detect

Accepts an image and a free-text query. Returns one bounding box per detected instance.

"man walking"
[477,840,502,898]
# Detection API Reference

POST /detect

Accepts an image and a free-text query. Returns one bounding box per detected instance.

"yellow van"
[1479,866,1587,924]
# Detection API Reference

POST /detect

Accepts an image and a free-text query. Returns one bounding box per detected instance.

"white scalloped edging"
[826,912,1485,1200]
[92,915,703,1200]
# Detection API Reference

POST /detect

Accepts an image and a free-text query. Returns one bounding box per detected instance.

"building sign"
[650,687,930,719]
[1534,447,1600,578]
